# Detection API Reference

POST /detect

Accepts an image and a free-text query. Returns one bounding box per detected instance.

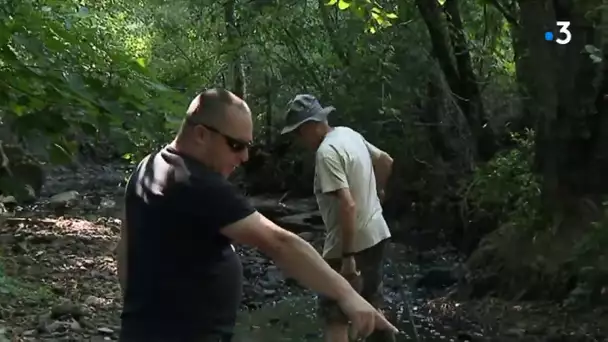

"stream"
[234,197,476,342]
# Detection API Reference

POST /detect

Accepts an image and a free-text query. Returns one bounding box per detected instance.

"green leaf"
[386,12,398,19]
[136,57,146,68]
[590,54,603,63]
[338,0,351,10]
[11,104,26,116]
[326,0,338,5]
[437,0,446,5]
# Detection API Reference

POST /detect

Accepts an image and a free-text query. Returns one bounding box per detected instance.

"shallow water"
[233,243,463,342]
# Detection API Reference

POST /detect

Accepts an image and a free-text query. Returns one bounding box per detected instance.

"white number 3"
[556,21,572,45]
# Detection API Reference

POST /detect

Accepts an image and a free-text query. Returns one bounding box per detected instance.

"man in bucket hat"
[281,94,396,342]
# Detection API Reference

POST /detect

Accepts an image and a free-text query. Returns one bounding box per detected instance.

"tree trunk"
[415,0,497,161]
[224,0,246,100]
[517,0,607,224]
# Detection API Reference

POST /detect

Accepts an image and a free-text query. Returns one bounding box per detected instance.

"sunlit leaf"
[338,0,351,10]
[136,57,146,68]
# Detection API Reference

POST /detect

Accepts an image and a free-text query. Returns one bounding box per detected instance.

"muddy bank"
[0,164,606,341]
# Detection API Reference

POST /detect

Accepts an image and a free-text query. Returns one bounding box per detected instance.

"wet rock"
[274,212,324,232]
[50,301,86,320]
[49,191,80,208]
[0,195,17,207]
[97,326,114,335]
[504,327,525,338]
[250,196,317,220]
[265,265,283,284]
[297,232,315,241]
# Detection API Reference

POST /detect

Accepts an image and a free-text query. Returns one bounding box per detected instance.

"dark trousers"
[318,239,396,342]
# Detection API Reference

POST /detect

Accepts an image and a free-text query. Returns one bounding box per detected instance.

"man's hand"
[340,256,357,275]
[337,290,399,339]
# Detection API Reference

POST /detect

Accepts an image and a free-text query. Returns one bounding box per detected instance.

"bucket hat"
[280,94,335,134]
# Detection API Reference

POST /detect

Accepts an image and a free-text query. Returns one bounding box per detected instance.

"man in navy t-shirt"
[115,89,398,341]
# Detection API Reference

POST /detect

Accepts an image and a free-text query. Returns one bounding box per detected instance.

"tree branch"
[486,0,519,26]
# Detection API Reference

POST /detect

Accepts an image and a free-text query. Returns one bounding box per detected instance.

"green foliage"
[574,206,608,265]
[325,0,398,34]
[462,129,542,228]
[0,259,52,301]
[0,0,185,167]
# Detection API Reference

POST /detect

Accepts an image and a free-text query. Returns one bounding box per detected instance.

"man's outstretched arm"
[220,212,398,338]
[221,212,352,301]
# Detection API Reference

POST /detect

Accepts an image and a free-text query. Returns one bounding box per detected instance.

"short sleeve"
[175,176,256,231]
[316,145,349,193]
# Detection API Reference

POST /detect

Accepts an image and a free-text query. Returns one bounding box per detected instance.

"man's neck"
[169,139,208,166]
[314,126,334,150]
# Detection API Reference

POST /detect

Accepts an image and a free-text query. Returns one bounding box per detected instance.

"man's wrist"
[342,251,357,258]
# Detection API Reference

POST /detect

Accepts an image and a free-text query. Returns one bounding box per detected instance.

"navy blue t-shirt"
[119,146,255,341]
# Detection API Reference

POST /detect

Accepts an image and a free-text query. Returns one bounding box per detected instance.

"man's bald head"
[185,88,250,128]
[173,88,253,177]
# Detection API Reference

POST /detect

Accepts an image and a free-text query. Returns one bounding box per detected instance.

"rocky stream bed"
[0,163,607,341]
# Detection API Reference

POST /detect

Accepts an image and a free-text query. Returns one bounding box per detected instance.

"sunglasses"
[200,123,252,152]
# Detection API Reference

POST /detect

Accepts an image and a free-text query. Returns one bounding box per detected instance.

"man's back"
[314,127,391,258]
[120,146,254,340]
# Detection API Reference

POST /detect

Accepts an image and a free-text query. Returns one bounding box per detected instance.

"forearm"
[269,231,355,301]
[338,201,357,254]
[373,155,393,190]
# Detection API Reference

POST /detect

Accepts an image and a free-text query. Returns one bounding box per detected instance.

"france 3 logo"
[544,21,572,45]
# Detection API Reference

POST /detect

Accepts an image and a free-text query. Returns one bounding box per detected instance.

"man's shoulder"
[317,127,364,155]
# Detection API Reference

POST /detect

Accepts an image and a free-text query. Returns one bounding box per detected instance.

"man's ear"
[193,124,208,143]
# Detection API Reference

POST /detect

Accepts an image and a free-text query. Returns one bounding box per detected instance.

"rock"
[84,295,104,306]
[274,211,324,232]
[49,190,80,208]
[69,319,82,331]
[0,195,16,205]
[265,265,283,284]
[297,231,315,241]
[263,289,277,296]
[45,320,64,333]
[504,327,526,338]
[0,143,45,203]
[97,327,114,334]
[250,196,317,220]
[50,300,86,320]
[416,267,458,289]
[22,329,36,336]
[0,233,15,245]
